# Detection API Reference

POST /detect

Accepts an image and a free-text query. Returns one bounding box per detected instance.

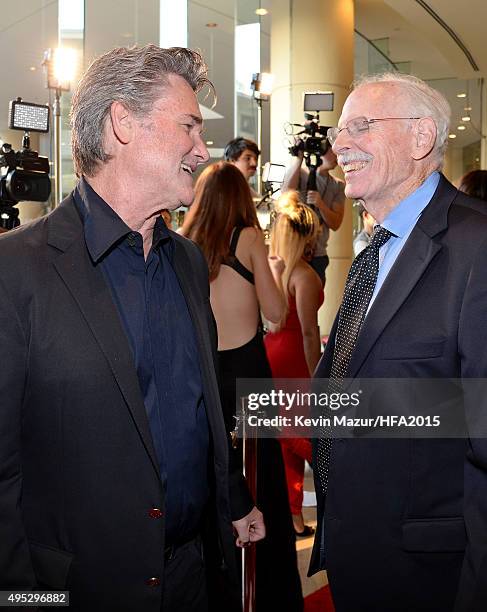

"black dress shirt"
[74,178,209,545]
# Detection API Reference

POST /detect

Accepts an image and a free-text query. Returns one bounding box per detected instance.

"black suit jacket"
[310,176,487,612]
[0,195,252,611]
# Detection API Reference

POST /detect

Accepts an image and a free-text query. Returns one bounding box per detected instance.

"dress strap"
[229,226,243,255]
[222,226,255,285]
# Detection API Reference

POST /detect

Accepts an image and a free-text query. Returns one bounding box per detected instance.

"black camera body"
[289,115,330,158]
[0,143,51,204]
[0,98,51,230]
[0,141,51,230]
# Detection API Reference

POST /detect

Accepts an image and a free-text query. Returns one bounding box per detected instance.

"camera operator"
[281,139,345,283]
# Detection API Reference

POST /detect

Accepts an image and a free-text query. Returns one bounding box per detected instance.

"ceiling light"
[29,66,36,72]
[448,134,456,139]
[206,140,214,145]
[457,125,466,131]
[206,22,218,28]
[461,116,471,122]
[456,93,467,98]
[464,106,472,111]
[255,8,268,15]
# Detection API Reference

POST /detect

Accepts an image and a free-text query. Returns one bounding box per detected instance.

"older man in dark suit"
[310,73,487,611]
[0,44,264,611]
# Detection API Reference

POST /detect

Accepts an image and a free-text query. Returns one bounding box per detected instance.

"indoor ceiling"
[0,1,485,153]
[355,0,486,148]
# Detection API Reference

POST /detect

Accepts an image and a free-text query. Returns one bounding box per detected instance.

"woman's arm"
[247,228,286,324]
[293,267,322,375]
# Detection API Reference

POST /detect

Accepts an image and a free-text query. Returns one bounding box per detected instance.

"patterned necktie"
[316,225,394,493]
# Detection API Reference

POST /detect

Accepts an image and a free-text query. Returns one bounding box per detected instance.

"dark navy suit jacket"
[310,175,487,612]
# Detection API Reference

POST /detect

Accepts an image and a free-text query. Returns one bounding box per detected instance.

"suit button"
[146,577,160,587]
[148,508,163,519]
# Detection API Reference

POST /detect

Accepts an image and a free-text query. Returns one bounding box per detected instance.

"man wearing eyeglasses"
[310,73,487,611]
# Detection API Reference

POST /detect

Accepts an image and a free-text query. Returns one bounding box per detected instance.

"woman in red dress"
[265,191,323,536]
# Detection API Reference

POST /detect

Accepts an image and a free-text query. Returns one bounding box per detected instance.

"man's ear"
[109,101,135,145]
[411,117,436,160]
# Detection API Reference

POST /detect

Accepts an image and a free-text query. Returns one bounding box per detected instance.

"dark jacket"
[0,194,252,611]
[310,175,487,612]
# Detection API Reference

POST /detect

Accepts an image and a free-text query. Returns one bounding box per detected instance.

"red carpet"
[304,585,335,612]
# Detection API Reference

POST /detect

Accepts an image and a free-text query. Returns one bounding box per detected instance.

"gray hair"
[70,44,213,177]
[353,72,451,168]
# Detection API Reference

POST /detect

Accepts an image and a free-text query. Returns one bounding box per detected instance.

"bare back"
[211,226,284,350]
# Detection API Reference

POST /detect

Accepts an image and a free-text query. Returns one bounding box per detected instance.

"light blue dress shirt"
[367,171,441,313]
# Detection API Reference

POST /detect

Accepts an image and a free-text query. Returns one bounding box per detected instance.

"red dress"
[264,294,323,379]
[264,292,324,516]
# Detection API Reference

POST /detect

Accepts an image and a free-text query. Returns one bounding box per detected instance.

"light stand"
[250,72,274,195]
[255,162,285,239]
[43,48,75,208]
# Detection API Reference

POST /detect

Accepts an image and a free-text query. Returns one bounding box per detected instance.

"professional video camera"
[0,98,51,230]
[287,91,334,192]
[288,114,329,158]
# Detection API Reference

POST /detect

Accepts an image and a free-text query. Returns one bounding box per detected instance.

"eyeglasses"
[327,116,421,146]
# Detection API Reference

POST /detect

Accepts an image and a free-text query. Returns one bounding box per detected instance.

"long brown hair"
[184,161,260,280]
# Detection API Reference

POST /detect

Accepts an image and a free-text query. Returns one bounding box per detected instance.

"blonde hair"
[270,191,319,328]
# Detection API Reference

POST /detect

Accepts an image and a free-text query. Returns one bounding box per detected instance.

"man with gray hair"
[310,73,487,610]
[0,44,264,611]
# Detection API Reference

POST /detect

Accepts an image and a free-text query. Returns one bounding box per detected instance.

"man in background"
[0,44,263,612]
[224,136,260,197]
[353,201,376,256]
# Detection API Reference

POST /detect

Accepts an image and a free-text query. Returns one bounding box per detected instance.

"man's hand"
[232,506,265,547]
[306,190,324,208]
[307,189,344,231]
[289,137,305,162]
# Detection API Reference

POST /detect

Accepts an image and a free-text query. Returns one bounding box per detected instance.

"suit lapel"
[347,226,441,376]
[48,199,161,479]
[346,174,457,377]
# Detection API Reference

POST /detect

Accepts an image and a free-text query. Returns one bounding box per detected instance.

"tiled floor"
[296,469,327,598]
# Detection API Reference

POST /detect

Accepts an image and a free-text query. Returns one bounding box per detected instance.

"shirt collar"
[73,177,173,262]
[382,171,440,238]
[152,214,172,251]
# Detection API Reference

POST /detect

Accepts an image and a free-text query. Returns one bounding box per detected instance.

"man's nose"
[194,134,210,163]
[332,127,352,156]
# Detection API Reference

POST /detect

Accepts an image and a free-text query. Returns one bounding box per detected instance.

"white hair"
[353,72,451,169]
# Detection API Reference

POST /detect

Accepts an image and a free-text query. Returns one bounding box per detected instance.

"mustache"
[338,152,373,165]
